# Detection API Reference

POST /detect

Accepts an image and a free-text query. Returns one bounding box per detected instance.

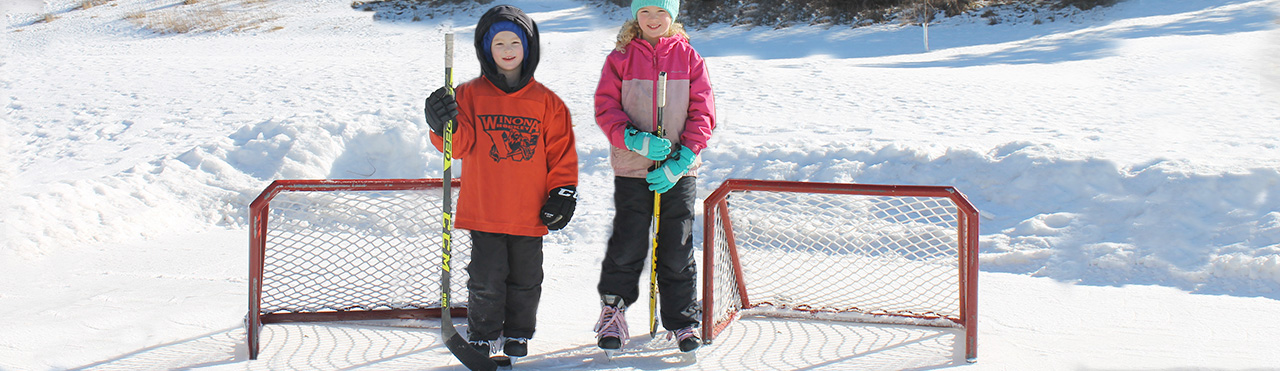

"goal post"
[246,178,470,360]
[701,179,979,362]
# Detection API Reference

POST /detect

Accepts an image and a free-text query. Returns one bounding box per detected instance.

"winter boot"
[503,337,529,357]
[469,340,493,356]
[593,294,629,350]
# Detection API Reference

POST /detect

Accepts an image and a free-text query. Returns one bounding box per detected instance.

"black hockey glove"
[423,86,458,136]
[540,186,577,231]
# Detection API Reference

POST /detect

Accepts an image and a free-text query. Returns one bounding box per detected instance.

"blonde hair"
[614,19,688,52]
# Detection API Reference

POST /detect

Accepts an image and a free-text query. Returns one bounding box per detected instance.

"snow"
[3,0,1280,369]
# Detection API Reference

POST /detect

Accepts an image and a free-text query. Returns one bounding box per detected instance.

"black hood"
[474,5,539,93]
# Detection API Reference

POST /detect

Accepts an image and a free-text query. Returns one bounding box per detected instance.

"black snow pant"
[466,230,544,342]
[597,176,700,331]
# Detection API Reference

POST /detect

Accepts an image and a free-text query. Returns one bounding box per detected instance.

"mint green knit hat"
[631,0,679,21]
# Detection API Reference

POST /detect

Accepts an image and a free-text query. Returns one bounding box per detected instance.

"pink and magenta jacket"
[594,34,716,178]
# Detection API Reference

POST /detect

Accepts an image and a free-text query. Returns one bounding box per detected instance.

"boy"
[423,4,578,358]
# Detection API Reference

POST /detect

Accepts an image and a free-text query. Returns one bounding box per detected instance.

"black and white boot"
[500,336,528,368]
[470,340,512,369]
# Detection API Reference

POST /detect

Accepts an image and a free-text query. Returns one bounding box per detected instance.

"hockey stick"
[439,33,498,371]
[649,71,668,338]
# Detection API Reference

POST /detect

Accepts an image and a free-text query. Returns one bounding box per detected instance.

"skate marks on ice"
[69,322,451,370]
[591,334,698,368]
[65,327,247,370]
[587,317,962,370]
[60,313,961,370]
[697,317,965,370]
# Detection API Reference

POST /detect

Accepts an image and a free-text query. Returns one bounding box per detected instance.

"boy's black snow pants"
[466,230,543,342]
[597,176,701,331]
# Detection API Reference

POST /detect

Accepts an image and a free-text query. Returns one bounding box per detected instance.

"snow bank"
[4,0,1279,297]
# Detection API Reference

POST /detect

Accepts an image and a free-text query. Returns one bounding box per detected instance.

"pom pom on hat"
[631,0,679,21]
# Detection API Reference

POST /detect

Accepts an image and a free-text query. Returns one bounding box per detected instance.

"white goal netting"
[257,187,471,314]
[703,180,978,360]
[247,179,472,359]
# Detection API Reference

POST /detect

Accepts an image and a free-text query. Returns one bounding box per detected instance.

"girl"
[423,5,579,358]
[592,0,716,354]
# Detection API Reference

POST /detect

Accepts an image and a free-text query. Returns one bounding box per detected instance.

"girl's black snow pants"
[597,176,701,331]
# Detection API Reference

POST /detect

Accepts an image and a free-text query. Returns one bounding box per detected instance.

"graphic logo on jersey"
[478,114,540,162]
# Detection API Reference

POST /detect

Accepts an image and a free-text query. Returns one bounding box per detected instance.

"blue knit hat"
[631,0,679,21]
[482,20,528,59]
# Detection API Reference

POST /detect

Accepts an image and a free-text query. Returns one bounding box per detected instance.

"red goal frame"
[246,178,464,360]
[700,179,979,361]
[244,178,979,361]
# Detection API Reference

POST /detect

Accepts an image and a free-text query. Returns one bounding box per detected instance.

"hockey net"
[702,180,979,361]
[246,179,470,360]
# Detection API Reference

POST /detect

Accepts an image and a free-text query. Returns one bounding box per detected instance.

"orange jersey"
[431,77,578,237]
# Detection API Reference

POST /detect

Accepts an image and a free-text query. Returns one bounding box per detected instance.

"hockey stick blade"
[443,330,497,371]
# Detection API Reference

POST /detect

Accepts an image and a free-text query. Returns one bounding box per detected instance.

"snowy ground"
[3,0,1280,369]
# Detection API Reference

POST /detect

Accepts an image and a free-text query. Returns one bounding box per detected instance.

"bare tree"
[902,0,967,51]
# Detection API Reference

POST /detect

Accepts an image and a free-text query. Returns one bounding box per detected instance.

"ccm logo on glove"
[541,186,577,230]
